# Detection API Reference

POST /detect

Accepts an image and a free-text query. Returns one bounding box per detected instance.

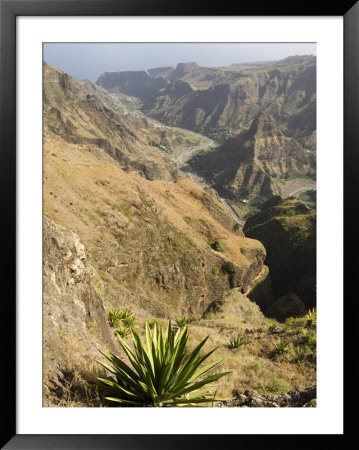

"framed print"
[1,0,356,448]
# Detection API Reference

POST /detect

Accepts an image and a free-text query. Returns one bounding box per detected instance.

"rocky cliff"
[243,196,316,318]
[43,216,116,405]
[96,70,168,100]
[97,56,316,144]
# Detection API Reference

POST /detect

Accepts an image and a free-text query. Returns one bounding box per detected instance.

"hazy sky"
[43,43,316,82]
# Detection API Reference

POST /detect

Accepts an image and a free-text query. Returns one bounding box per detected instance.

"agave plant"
[97,321,229,407]
[147,319,157,329]
[118,307,133,320]
[107,309,123,328]
[108,307,135,328]
[305,308,317,326]
[175,316,188,328]
[228,335,250,349]
[122,314,136,329]
[299,331,316,351]
[274,339,291,355]
[116,326,131,339]
[294,345,316,362]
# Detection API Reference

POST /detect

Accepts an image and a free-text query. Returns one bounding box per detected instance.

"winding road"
[156,123,245,226]
[137,113,245,225]
[118,99,316,219]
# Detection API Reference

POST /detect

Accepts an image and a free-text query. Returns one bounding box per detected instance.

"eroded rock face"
[96,70,168,100]
[189,112,314,201]
[220,386,316,407]
[109,57,316,144]
[43,217,115,405]
[43,63,176,182]
[246,265,274,312]
[243,196,316,314]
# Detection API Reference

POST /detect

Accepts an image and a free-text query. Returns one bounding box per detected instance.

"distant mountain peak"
[275,55,316,65]
[173,62,202,76]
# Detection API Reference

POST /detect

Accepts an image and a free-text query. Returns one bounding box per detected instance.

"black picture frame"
[1,0,356,448]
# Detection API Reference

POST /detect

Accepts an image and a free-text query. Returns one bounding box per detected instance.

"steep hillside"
[44,63,179,181]
[43,131,288,404]
[243,196,316,318]
[43,161,316,406]
[44,136,268,316]
[43,216,116,406]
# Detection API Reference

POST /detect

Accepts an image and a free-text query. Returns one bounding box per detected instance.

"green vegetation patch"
[274,340,291,355]
[221,261,236,274]
[111,201,135,220]
[299,189,316,210]
[211,239,226,252]
[86,321,97,332]
[170,129,205,147]
[230,195,267,221]
[175,316,188,328]
[107,308,135,329]
[160,232,197,266]
[279,172,316,184]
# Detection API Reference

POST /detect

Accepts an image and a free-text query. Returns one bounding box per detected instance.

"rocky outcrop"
[203,290,266,328]
[43,216,115,405]
[220,386,316,407]
[144,82,231,135]
[169,62,202,79]
[246,265,274,311]
[96,70,168,100]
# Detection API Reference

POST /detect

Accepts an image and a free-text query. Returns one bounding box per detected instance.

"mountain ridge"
[44,62,178,181]
[96,56,316,207]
